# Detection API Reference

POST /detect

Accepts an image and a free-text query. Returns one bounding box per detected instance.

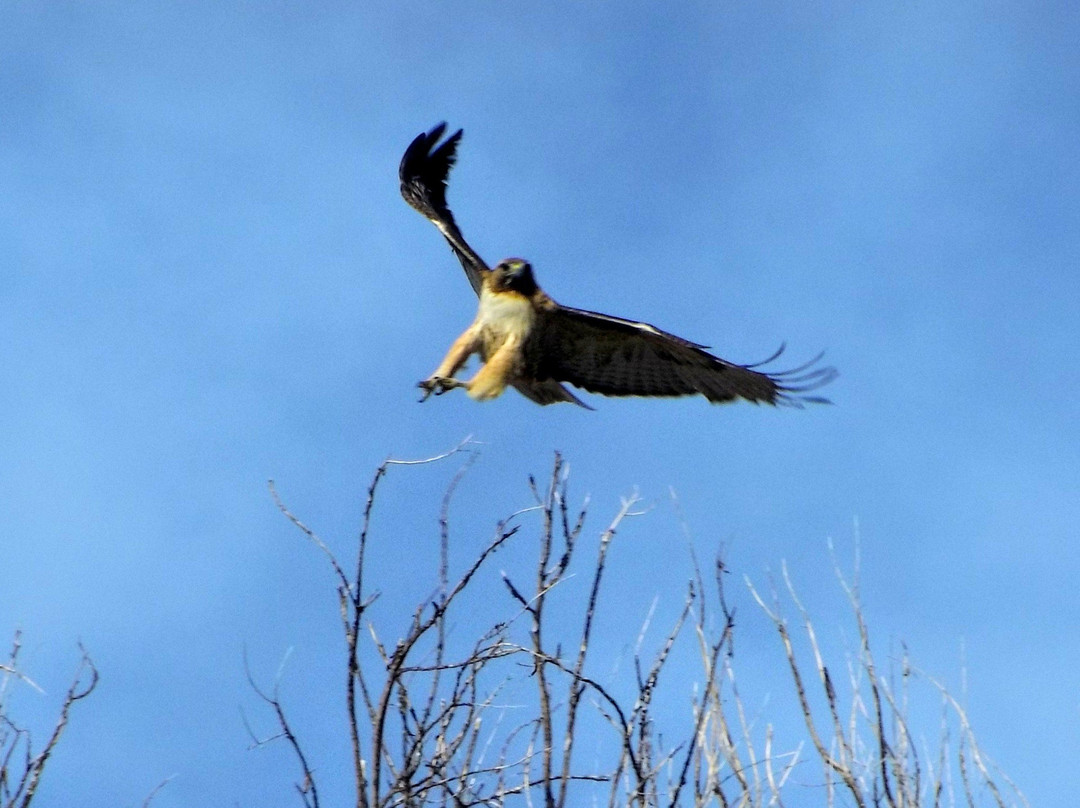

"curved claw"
[417,378,438,403]
[417,376,461,402]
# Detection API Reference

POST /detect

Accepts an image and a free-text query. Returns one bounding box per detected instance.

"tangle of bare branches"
[1,634,98,808]
[255,445,1025,808]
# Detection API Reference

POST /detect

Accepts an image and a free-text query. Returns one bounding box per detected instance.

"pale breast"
[476,290,535,360]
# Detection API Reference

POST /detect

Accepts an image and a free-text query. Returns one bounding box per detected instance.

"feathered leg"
[418,327,480,401]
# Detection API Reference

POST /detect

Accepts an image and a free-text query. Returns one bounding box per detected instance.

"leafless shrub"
[0,633,98,808]
[746,548,1029,808]
[258,446,1024,807]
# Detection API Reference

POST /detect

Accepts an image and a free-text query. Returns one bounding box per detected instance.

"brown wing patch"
[534,307,836,406]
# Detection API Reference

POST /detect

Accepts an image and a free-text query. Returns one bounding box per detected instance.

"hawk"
[400,122,836,409]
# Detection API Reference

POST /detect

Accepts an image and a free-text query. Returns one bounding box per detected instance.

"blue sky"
[3,2,1078,805]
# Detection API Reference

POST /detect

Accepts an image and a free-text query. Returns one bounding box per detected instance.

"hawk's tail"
[513,380,594,410]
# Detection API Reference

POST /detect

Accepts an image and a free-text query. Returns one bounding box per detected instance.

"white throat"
[477,287,535,335]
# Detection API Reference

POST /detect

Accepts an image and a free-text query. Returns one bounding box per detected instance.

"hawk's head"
[490,258,539,297]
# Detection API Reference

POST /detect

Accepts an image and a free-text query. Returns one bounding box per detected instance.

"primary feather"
[399,123,487,296]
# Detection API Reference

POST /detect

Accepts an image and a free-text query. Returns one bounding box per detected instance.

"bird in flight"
[399,122,836,409]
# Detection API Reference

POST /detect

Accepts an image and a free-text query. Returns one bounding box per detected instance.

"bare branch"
[243,648,319,808]
[140,775,176,808]
[2,643,98,808]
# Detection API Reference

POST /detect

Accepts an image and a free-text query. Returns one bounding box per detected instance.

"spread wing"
[536,307,837,406]
[400,123,590,409]
[399,122,488,296]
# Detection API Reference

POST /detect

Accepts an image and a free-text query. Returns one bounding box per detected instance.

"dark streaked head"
[491,258,539,296]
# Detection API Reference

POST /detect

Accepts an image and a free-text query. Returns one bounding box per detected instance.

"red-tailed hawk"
[400,123,836,409]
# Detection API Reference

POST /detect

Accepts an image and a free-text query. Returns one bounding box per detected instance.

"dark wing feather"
[399,122,488,296]
[536,307,837,406]
[513,378,594,410]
